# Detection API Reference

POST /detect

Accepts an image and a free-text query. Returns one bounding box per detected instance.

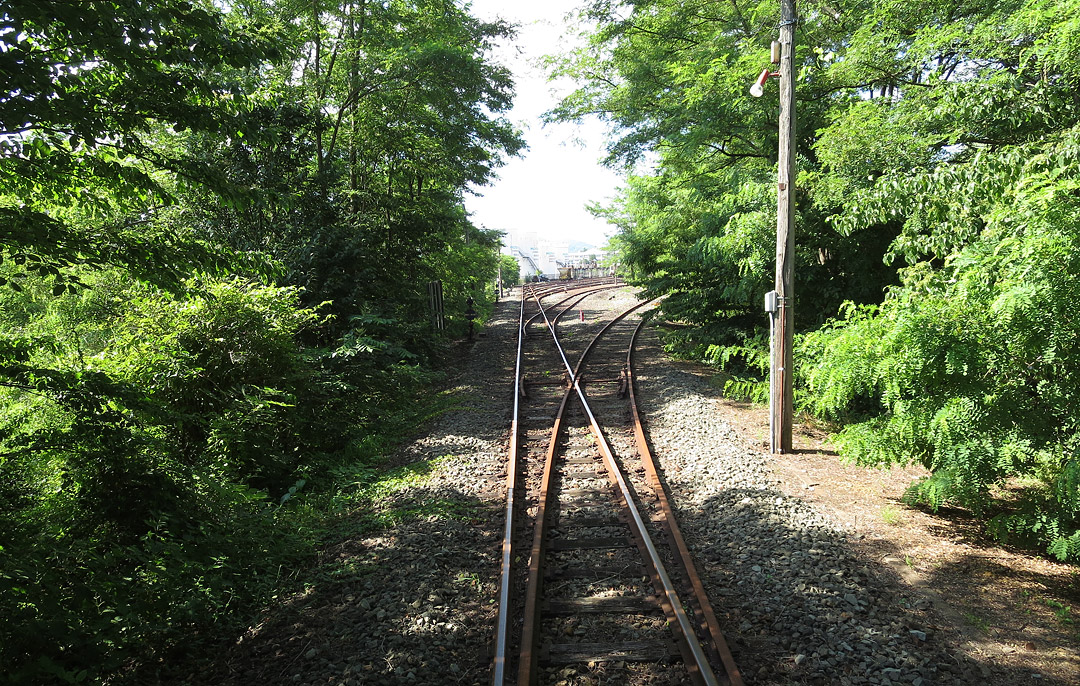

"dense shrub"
[801,149,1080,561]
[0,274,376,682]
[0,1,518,680]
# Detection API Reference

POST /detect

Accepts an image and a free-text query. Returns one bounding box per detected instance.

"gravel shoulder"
[175,289,1078,686]
[634,327,1080,686]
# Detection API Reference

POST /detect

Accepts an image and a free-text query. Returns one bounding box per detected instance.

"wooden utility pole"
[772,0,796,453]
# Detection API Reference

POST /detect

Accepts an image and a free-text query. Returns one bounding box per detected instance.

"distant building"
[502,236,607,279]
[562,248,609,267]
[502,245,542,278]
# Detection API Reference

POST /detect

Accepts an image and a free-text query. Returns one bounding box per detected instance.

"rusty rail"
[495,284,740,686]
[625,315,744,686]
[493,278,622,685]
[517,294,721,686]
[492,288,527,685]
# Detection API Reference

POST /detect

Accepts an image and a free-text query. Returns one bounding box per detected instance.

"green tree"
[800,0,1080,559]
[499,253,521,288]
[0,0,277,290]
[555,0,1080,558]
[551,0,898,369]
[189,0,523,339]
[0,1,527,681]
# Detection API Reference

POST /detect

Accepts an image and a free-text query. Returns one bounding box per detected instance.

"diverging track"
[492,280,744,686]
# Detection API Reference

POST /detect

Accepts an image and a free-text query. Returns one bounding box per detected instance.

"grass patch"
[881,505,903,525]
[352,458,446,503]
[330,457,482,536]
[319,558,380,581]
[354,498,480,534]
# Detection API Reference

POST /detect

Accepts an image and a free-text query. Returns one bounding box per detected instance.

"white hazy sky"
[464,0,623,249]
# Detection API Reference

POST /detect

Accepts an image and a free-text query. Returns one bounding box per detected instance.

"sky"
[463,1,624,249]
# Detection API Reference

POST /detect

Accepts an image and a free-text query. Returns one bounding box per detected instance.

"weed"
[321,559,378,581]
[1043,599,1074,625]
[881,505,902,525]
[456,571,481,589]
[964,612,991,631]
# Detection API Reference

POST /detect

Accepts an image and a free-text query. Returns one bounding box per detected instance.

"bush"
[801,176,1080,561]
[0,274,336,682]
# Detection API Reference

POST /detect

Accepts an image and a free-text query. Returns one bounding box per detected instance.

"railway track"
[492,280,744,686]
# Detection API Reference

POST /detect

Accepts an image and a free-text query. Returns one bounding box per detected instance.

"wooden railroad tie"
[541,640,680,664]
[544,596,660,615]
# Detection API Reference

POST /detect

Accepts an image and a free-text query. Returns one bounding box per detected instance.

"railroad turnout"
[493,279,744,686]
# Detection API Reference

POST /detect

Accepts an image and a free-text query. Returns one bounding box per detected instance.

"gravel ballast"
[185,288,1066,686]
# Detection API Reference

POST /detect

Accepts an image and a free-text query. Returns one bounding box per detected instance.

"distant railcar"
[557,267,572,280]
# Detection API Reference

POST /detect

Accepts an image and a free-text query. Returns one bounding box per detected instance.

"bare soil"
[710,391,1080,686]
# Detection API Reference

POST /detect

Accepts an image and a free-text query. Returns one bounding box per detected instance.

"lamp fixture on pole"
[750,41,784,97]
[749,68,778,97]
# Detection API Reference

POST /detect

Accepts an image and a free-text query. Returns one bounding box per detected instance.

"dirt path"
[713,394,1080,685]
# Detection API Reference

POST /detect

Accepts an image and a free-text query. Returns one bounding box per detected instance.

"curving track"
[492,280,744,686]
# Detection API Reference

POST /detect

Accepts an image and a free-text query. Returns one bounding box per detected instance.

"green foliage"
[0,1,522,679]
[178,0,522,342]
[0,268,459,681]
[0,274,324,681]
[338,457,479,533]
[499,254,521,288]
[0,0,277,288]
[703,331,771,403]
[557,0,902,380]
[1043,598,1075,625]
[558,0,1080,561]
[801,129,1080,559]
[880,506,903,526]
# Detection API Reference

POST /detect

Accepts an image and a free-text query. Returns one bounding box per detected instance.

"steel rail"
[536,276,616,298]
[493,279,620,686]
[522,275,615,300]
[572,381,721,686]
[492,289,527,686]
[523,283,618,333]
[560,299,712,680]
[626,315,744,686]
[518,293,720,686]
[515,372,574,686]
[516,293,652,686]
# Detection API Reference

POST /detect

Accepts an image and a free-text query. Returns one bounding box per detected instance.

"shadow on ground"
[165,485,502,686]
[683,486,1079,685]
